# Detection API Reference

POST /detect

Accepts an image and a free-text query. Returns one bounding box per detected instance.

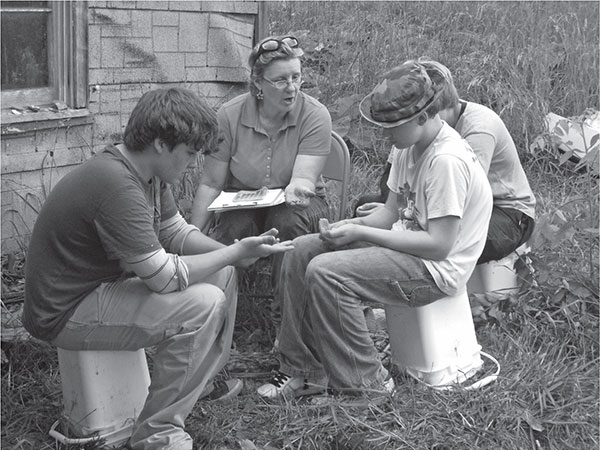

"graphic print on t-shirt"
[398,182,421,230]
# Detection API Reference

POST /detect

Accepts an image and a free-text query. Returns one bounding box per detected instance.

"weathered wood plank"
[2,147,94,174]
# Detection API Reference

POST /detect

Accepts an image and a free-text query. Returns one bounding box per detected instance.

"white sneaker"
[382,377,396,394]
[257,371,326,399]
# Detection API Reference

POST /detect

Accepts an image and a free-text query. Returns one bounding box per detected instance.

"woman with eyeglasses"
[191,35,332,328]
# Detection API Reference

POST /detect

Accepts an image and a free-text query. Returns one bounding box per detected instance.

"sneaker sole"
[217,379,243,402]
[202,379,243,402]
[291,385,326,398]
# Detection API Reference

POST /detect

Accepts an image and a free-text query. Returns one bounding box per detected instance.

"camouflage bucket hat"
[359,61,442,128]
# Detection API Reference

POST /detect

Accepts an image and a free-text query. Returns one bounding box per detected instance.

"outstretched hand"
[285,181,315,209]
[234,228,294,268]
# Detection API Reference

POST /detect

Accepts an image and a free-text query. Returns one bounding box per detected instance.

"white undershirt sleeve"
[122,248,190,293]
[159,212,201,255]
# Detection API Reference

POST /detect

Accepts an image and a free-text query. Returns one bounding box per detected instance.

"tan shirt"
[455,102,536,219]
[208,92,332,194]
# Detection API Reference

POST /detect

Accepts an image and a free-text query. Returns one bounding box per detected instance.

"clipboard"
[208,187,285,211]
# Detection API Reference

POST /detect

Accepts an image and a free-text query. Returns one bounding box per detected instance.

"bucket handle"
[49,419,128,446]
[49,420,99,445]
[428,350,501,391]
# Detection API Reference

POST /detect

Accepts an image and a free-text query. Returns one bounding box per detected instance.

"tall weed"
[268,0,599,283]
[268,1,598,155]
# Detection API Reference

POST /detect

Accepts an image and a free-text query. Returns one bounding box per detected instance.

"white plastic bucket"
[467,253,519,295]
[53,349,150,448]
[384,291,483,386]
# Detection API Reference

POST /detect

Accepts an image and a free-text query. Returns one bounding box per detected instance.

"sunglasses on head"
[255,36,299,60]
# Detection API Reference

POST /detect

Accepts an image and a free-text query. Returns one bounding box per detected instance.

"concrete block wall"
[1,1,260,253]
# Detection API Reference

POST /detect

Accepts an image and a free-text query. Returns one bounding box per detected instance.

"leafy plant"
[527,109,599,284]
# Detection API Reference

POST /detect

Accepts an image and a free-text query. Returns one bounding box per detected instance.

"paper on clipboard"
[208,188,285,211]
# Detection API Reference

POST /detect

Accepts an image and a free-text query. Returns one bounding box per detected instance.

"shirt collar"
[240,92,304,132]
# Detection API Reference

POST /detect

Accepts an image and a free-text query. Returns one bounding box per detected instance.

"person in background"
[23,87,293,450]
[257,61,492,399]
[191,35,332,329]
[355,59,535,264]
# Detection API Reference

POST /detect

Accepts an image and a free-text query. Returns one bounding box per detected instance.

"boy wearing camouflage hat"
[257,61,493,398]
[356,59,536,264]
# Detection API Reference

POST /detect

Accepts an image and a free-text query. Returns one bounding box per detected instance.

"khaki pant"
[53,267,237,450]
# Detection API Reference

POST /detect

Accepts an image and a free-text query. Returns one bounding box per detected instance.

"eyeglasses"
[262,75,303,89]
[255,36,299,60]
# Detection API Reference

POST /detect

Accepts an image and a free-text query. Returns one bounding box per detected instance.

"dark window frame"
[1,1,88,121]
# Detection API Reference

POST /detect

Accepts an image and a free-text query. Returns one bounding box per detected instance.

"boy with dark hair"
[24,87,293,450]
[257,61,492,399]
[356,59,535,263]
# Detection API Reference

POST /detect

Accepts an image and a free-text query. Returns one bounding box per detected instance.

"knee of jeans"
[276,218,310,241]
[293,233,324,250]
[292,233,311,246]
[289,235,325,266]
[305,254,331,282]
[218,265,237,289]
[185,284,228,324]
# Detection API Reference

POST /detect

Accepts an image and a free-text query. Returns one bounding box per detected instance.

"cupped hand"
[285,182,315,209]
[318,218,360,248]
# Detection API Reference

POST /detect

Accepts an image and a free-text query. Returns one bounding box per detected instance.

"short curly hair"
[123,87,218,154]
[417,58,460,111]
[247,35,304,97]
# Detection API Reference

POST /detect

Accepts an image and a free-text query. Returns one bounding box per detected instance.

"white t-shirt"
[388,103,536,219]
[387,124,492,295]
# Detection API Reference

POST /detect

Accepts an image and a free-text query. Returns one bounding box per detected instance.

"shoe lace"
[270,371,291,388]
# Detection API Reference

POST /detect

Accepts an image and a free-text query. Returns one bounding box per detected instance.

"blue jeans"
[355,165,535,264]
[277,234,446,391]
[52,267,237,450]
[210,196,330,327]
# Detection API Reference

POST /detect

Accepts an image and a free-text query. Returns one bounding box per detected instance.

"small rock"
[364,307,386,332]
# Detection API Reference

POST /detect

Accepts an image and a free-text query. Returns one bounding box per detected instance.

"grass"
[2,2,599,450]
